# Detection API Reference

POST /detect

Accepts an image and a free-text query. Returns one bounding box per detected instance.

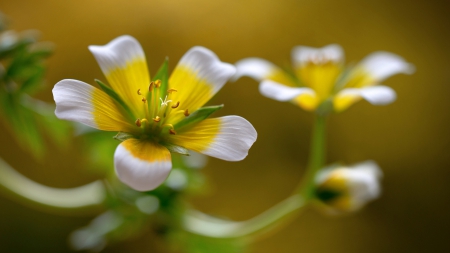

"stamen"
[135,118,142,127]
[167,88,178,94]
[149,81,154,92]
[171,101,180,109]
[184,109,190,117]
[142,97,147,103]
[153,116,161,122]
[162,124,176,135]
[141,119,149,124]
[155,79,161,88]
[137,89,142,95]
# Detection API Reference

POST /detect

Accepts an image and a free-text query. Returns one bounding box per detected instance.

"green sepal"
[174,104,224,130]
[161,142,190,156]
[151,57,169,99]
[113,132,135,142]
[95,79,135,121]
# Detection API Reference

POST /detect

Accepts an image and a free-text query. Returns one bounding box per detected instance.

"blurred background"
[0,0,449,252]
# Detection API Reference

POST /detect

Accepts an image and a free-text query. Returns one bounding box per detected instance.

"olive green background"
[0,0,449,252]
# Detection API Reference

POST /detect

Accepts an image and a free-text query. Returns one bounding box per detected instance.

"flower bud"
[314,160,382,214]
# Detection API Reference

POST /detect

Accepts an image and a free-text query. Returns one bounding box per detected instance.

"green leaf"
[18,65,45,93]
[95,79,135,121]
[161,142,189,156]
[0,92,45,159]
[174,105,223,131]
[151,57,169,99]
[113,132,134,142]
[21,96,72,149]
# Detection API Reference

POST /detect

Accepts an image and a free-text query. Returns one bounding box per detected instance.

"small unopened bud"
[314,161,382,214]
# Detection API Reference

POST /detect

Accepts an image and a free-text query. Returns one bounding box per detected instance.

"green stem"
[183,114,328,240]
[183,195,304,241]
[0,157,105,215]
[297,114,327,199]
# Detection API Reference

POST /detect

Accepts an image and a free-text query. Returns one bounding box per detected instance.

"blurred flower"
[53,35,257,191]
[234,45,414,112]
[314,161,382,213]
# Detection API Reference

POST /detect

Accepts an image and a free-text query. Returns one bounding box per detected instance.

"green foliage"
[174,105,223,131]
[0,16,70,159]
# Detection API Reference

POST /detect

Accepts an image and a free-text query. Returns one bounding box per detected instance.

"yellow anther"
[135,118,142,127]
[137,89,142,95]
[155,79,162,88]
[171,101,180,109]
[184,109,190,117]
[167,88,178,94]
[169,129,177,135]
[142,97,147,103]
[149,81,154,92]
[153,116,161,122]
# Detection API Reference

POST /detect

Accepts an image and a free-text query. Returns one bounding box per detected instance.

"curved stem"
[0,157,105,215]
[184,114,327,240]
[183,195,304,240]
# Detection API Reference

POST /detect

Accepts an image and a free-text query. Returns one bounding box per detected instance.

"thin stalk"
[0,157,105,215]
[296,114,327,199]
[184,114,328,240]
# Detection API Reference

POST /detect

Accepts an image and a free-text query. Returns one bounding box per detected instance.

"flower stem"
[183,114,328,240]
[0,157,105,215]
[296,114,327,199]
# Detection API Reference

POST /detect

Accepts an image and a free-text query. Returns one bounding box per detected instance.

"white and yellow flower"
[314,161,382,213]
[53,35,257,191]
[234,44,414,112]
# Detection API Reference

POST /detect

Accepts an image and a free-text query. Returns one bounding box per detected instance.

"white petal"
[114,140,172,191]
[88,35,146,75]
[360,86,397,105]
[292,44,344,67]
[233,58,280,81]
[259,80,315,101]
[359,51,415,81]
[53,79,97,129]
[344,162,382,204]
[338,85,397,106]
[202,116,257,161]
[174,46,236,94]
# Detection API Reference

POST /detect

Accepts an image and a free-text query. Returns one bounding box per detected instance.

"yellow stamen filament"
[141,119,149,124]
[137,89,142,95]
[171,101,180,109]
[135,118,141,127]
[184,109,190,117]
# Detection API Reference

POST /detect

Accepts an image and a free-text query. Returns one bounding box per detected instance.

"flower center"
[133,80,188,140]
